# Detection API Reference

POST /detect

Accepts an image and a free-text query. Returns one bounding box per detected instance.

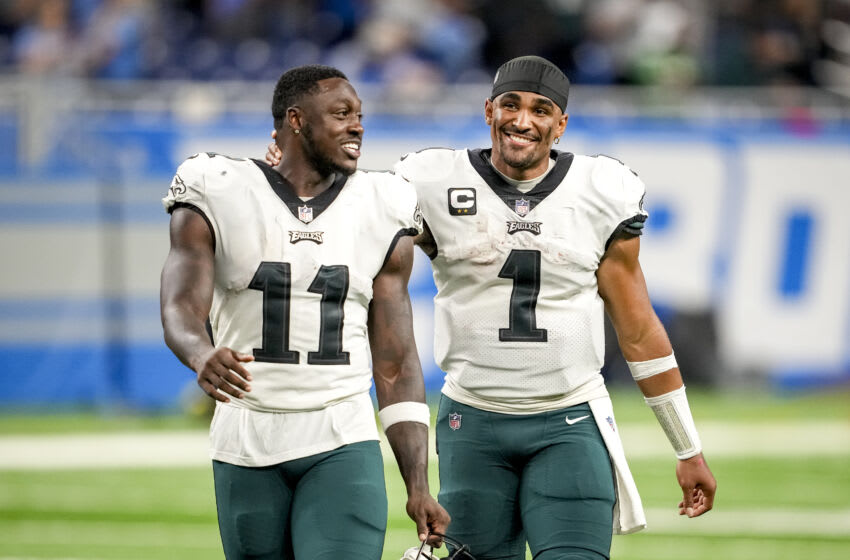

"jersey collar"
[252,159,349,223]
[467,149,574,215]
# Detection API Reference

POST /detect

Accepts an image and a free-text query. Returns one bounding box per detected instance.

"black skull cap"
[490,55,570,112]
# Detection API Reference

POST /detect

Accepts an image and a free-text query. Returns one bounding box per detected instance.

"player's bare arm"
[598,235,717,518]
[368,234,450,545]
[160,207,253,403]
[598,236,677,390]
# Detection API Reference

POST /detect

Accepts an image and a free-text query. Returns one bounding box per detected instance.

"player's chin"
[501,149,537,170]
[500,138,537,160]
[335,160,358,176]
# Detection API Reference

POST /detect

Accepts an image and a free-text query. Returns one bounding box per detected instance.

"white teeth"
[506,133,533,144]
[342,142,360,153]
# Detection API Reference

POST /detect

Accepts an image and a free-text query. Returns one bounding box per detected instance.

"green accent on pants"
[213,440,387,560]
[437,396,615,560]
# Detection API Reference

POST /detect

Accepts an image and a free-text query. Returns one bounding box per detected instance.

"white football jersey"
[395,148,647,412]
[163,153,421,413]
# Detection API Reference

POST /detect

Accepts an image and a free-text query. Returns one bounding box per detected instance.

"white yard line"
[642,507,850,536]
[0,431,209,470]
[0,421,847,470]
[619,421,850,458]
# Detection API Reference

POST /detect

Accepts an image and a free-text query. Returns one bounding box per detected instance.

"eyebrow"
[500,92,555,109]
[329,97,362,109]
[532,97,555,109]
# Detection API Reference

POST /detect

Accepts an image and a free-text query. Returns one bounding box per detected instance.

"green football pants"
[436,396,616,560]
[212,440,387,560]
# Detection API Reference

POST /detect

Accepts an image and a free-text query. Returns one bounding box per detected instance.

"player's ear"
[558,112,568,135]
[484,98,494,126]
[286,107,303,135]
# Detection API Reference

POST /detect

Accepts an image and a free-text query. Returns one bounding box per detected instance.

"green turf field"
[0,388,848,560]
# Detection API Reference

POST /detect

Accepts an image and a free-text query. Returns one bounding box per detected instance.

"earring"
[554,136,560,144]
[293,129,300,134]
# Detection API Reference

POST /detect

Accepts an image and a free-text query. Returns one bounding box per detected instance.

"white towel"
[589,396,647,534]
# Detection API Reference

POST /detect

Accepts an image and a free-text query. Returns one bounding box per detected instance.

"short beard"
[499,130,548,169]
[498,136,538,170]
[502,150,534,169]
[301,124,355,177]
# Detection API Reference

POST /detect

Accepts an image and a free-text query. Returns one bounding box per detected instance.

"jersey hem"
[440,373,609,414]
[210,434,380,467]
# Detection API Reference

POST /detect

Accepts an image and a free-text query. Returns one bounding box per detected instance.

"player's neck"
[275,161,336,198]
[489,153,554,184]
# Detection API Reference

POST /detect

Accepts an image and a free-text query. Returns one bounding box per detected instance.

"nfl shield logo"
[515,198,530,217]
[449,413,462,431]
[298,205,313,223]
[606,415,616,432]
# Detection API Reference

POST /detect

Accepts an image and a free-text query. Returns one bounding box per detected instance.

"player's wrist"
[405,485,434,501]
[678,451,706,465]
[644,385,703,460]
[188,345,215,374]
[378,401,431,432]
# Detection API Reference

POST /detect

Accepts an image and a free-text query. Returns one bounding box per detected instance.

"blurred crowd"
[1,0,849,95]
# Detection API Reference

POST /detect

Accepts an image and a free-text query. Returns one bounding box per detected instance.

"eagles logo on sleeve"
[168,174,187,197]
[413,203,424,231]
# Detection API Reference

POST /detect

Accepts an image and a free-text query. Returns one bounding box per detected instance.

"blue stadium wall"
[1,110,848,410]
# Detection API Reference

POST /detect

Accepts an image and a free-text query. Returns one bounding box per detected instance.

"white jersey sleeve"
[162,153,218,228]
[395,148,455,180]
[367,169,423,250]
[589,155,648,248]
[394,148,462,259]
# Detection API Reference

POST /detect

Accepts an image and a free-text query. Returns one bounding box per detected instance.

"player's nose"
[513,109,533,130]
[348,117,364,137]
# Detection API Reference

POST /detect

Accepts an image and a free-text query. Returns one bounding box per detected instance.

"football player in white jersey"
[161,65,449,560]
[266,57,716,560]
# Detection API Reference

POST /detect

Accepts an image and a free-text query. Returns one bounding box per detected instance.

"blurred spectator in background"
[710,0,820,86]
[816,0,850,96]
[327,8,443,95]
[471,0,580,79]
[326,0,485,99]
[622,0,702,87]
[415,0,487,82]
[11,0,75,75]
[74,0,154,79]
[570,0,702,87]
[0,0,847,96]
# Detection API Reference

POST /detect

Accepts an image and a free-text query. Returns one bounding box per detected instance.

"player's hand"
[193,347,253,403]
[265,130,282,165]
[676,452,716,517]
[406,490,450,548]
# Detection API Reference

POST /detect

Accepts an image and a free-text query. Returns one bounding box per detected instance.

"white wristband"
[644,385,702,460]
[378,401,430,432]
[627,352,677,381]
